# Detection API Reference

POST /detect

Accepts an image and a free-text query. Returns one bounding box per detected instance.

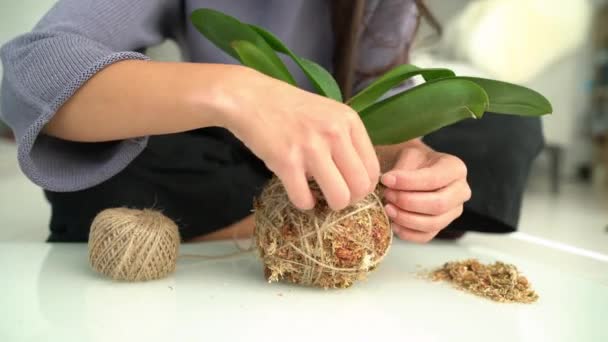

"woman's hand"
[220,68,380,211]
[379,140,471,243]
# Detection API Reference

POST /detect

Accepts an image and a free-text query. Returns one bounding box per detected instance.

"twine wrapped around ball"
[254,177,392,289]
[88,208,180,281]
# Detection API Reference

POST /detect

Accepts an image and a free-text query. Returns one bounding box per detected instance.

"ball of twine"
[254,177,392,289]
[88,208,180,281]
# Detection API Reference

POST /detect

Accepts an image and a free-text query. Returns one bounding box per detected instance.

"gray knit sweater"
[1,0,418,192]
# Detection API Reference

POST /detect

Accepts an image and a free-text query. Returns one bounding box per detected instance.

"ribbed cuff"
[18,51,151,192]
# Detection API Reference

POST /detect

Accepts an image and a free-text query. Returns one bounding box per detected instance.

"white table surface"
[1,234,607,342]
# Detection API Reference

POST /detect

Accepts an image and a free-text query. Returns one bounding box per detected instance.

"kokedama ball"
[254,177,392,288]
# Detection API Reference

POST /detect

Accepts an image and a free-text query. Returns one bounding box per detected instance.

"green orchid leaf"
[190,9,296,85]
[231,40,291,81]
[250,25,343,102]
[361,79,489,145]
[295,57,343,102]
[456,77,552,116]
[348,64,455,112]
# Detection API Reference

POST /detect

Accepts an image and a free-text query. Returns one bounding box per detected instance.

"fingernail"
[384,190,396,203]
[385,204,397,218]
[382,173,396,187]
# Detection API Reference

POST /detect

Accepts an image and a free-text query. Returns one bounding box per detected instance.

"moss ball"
[254,177,392,288]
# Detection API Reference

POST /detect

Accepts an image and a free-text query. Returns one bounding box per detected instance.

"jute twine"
[254,177,392,289]
[88,208,180,281]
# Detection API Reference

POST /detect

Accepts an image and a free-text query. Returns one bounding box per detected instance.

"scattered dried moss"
[430,259,539,303]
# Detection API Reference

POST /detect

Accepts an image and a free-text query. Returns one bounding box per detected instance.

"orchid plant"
[190,8,552,146]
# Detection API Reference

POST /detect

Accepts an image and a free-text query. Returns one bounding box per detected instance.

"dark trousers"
[45,114,543,242]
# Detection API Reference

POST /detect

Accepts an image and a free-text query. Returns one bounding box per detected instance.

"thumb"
[393,144,430,171]
[380,148,425,189]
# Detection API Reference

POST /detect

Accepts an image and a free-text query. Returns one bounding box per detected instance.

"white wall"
[0,0,183,76]
[420,0,595,176]
[0,0,179,133]
[0,0,58,132]
[0,0,598,174]
[0,0,58,82]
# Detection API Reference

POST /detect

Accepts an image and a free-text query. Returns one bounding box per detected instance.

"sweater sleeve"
[0,0,181,192]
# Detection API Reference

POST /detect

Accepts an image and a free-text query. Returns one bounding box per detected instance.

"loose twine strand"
[179,242,254,260]
[89,179,391,285]
[89,208,255,281]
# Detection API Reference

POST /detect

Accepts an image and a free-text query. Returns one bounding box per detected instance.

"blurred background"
[0,0,607,256]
